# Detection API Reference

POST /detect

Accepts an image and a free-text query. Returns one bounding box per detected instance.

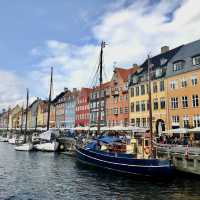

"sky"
[0,0,200,110]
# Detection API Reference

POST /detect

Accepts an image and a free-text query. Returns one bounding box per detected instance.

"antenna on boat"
[97,41,106,136]
[147,54,154,158]
[47,67,53,131]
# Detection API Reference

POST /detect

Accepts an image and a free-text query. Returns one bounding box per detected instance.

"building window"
[124,107,129,114]
[192,55,200,66]
[192,76,198,86]
[172,116,179,123]
[182,96,188,108]
[171,97,178,109]
[136,86,140,96]
[120,107,123,114]
[192,94,199,107]
[173,60,184,71]
[142,118,146,127]
[141,85,145,95]
[130,88,134,97]
[136,101,140,112]
[160,80,165,92]
[130,103,134,112]
[181,79,187,88]
[141,101,146,111]
[160,98,165,109]
[153,82,157,93]
[170,80,176,89]
[183,115,189,128]
[131,118,135,126]
[193,115,200,127]
[153,98,158,110]
[136,118,140,127]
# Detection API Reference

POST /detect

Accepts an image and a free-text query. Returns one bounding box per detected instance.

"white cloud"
[1,0,200,110]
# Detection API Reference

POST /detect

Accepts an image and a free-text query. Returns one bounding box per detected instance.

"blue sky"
[0,0,200,110]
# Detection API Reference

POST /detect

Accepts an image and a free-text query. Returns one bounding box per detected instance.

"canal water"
[0,143,200,200]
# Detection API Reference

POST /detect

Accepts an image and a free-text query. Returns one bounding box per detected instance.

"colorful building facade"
[64,88,79,128]
[75,88,91,127]
[129,45,182,135]
[166,39,200,130]
[106,67,137,127]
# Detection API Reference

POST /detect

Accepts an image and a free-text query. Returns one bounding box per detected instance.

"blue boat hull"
[76,146,173,177]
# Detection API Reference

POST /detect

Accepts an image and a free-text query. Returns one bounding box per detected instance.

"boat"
[14,88,33,151]
[0,136,8,142]
[75,42,173,177]
[8,136,16,144]
[76,135,172,177]
[34,130,59,152]
[15,142,33,151]
[34,67,60,152]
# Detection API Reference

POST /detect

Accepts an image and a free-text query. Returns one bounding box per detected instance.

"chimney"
[64,87,68,92]
[132,63,138,68]
[161,46,170,54]
[73,88,77,92]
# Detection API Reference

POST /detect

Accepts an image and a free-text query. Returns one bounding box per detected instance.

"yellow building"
[129,45,182,135]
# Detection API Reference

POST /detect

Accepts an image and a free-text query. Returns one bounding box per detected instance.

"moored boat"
[15,143,33,151]
[76,136,173,177]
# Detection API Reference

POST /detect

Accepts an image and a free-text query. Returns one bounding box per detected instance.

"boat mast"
[20,106,24,133]
[6,107,10,131]
[47,67,53,131]
[147,55,154,158]
[35,101,38,131]
[25,88,29,141]
[97,41,106,135]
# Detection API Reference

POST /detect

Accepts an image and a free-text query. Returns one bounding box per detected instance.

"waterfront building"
[89,82,110,127]
[52,88,69,128]
[29,98,41,128]
[106,67,138,127]
[64,88,79,128]
[36,100,48,128]
[129,45,182,135]
[9,105,21,129]
[0,110,9,129]
[166,39,200,130]
[75,88,92,127]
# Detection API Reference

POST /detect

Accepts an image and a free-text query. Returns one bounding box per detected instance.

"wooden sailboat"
[34,67,59,152]
[75,43,173,177]
[15,88,33,151]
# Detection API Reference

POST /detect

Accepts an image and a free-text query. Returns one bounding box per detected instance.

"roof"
[115,67,138,82]
[92,81,111,91]
[52,90,68,103]
[166,39,200,77]
[140,45,183,72]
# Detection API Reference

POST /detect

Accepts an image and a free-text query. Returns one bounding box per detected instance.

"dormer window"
[173,60,185,72]
[192,55,200,66]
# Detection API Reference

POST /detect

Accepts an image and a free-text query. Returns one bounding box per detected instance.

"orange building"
[106,67,138,127]
[166,40,200,130]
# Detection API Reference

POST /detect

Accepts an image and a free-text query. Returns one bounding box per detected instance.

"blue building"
[64,88,78,128]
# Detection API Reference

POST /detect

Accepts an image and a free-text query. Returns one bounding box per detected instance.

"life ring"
[144,147,150,155]
[59,144,65,150]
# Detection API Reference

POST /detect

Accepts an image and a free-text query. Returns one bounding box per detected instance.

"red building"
[75,88,92,127]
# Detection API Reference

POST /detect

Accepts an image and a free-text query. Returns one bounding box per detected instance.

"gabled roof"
[52,90,68,103]
[140,45,183,72]
[115,67,138,82]
[166,39,200,77]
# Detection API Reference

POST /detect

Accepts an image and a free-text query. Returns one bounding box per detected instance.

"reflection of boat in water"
[34,130,59,152]
[76,135,173,177]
